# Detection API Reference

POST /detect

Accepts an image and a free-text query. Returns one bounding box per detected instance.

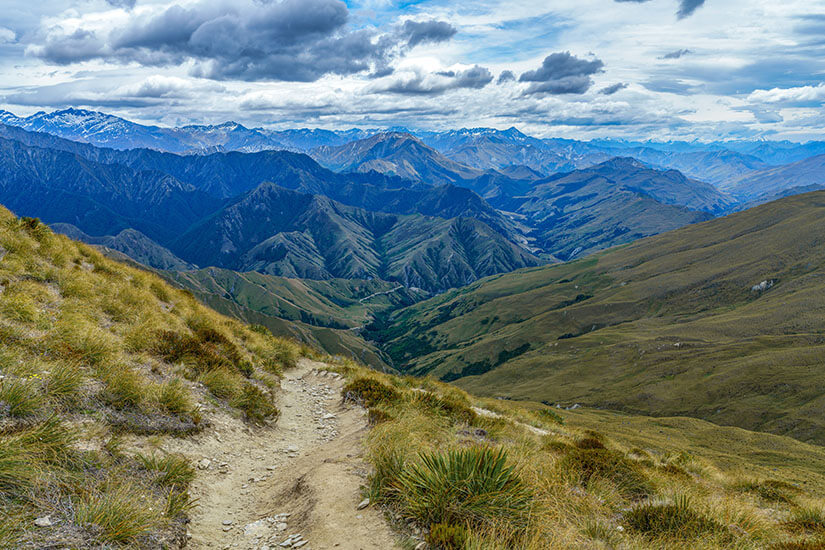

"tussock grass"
[0,208,308,546]
[331,358,825,550]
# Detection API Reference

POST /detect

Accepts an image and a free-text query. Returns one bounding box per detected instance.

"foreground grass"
[330,359,825,549]
[0,209,306,548]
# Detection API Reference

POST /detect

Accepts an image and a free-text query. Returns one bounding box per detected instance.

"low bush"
[395,447,533,531]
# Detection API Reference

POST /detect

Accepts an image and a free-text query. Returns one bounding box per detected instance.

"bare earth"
[133,359,398,550]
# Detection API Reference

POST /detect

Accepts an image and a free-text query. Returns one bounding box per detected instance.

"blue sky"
[1,0,824,140]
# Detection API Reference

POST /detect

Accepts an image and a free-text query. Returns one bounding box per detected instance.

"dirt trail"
[139,359,398,550]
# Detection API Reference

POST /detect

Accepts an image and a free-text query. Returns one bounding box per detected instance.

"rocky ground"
[130,359,398,550]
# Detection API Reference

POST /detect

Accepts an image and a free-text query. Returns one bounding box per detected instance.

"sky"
[1,0,824,140]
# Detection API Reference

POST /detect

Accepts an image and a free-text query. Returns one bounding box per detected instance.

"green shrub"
[231,383,278,424]
[427,522,469,550]
[623,496,725,540]
[343,377,400,408]
[396,447,533,531]
[558,447,653,500]
[368,407,395,425]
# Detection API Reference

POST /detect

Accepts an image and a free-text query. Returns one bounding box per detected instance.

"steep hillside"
[172,183,541,292]
[372,190,825,444]
[51,223,195,270]
[0,207,308,547]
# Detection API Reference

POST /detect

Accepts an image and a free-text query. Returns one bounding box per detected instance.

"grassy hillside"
[0,208,307,547]
[372,190,825,444]
[331,360,825,549]
[160,267,427,369]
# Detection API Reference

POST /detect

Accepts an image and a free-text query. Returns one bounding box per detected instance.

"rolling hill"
[371,190,825,444]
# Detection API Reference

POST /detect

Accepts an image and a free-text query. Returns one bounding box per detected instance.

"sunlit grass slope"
[0,207,306,547]
[373,190,825,444]
[330,359,825,549]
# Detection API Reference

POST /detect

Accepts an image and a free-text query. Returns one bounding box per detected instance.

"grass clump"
[74,483,161,544]
[231,383,278,424]
[0,377,44,418]
[408,391,477,424]
[200,368,243,400]
[43,361,84,404]
[155,378,193,415]
[395,447,533,532]
[786,506,825,533]
[736,479,802,504]
[559,445,653,500]
[427,522,470,550]
[137,453,196,489]
[622,496,726,540]
[343,377,400,407]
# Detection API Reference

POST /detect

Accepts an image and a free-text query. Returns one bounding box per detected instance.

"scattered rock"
[198,458,212,470]
[356,498,370,510]
[222,520,234,526]
[415,543,427,550]
[34,516,52,528]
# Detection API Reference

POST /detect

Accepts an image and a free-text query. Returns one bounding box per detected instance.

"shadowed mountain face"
[371,190,825,444]
[171,183,542,292]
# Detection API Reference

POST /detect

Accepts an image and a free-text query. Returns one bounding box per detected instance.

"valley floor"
[128,359,398,550]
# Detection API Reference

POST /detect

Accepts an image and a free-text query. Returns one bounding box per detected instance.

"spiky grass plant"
[396,447,533,531]
[622,495,726,540]
[0,377,44,417]
[74,483,162,543]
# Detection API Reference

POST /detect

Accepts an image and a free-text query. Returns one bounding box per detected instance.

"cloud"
[613,0,707,19]
[748,83,825,107]
[600,82,628,95]
[497,70,515,84]
[27,0,439,82]
[105,0,136,9]
[519,51,604,95]
[400,20,456,48]
[374,65,493,95]
[660,49,692,59]
[677,0,706,19]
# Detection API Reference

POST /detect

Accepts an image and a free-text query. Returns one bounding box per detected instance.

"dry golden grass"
[0,209,307,547]
[328,358,825,550]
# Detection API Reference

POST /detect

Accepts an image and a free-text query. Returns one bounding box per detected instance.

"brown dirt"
[130,359,399,550]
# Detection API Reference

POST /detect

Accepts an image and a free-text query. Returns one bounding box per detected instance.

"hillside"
[172,182,542,292]
[0,207,309,547]
[371,190,825,444]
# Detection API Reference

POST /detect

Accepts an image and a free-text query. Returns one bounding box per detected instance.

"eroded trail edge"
[136,359,397,550]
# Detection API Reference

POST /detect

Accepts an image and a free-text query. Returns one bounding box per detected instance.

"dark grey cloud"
[401,20,457,48]
[661,48,692,59]
[377,65,493,95]
[105,0,137,9]
[677,0,706,19]
[519,51,604,95]
[600,82,628,95]
[28,0,456,82]
[613,0,707,19]
[497,70,515,84]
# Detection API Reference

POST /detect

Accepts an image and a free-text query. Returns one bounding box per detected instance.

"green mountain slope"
[372,190,825,444]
